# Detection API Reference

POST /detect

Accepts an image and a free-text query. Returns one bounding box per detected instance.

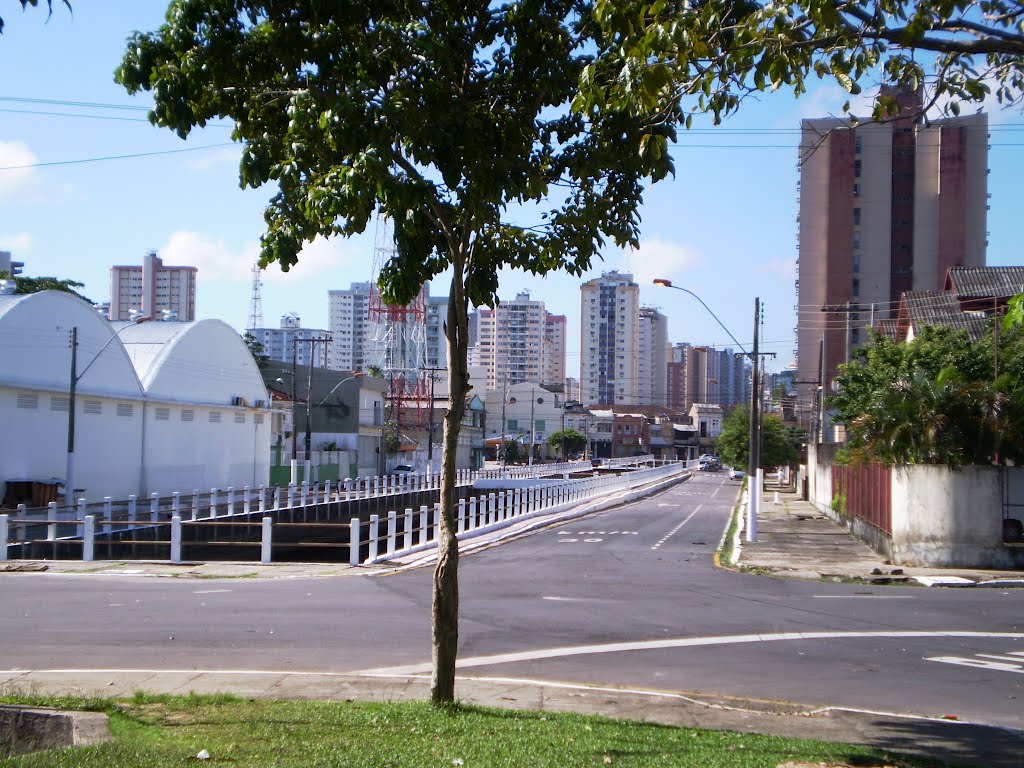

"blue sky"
[2,2,1021,377]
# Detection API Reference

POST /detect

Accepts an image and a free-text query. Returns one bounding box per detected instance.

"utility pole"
[291,338,298,462]
[422,367,445,473]
[302,336,332,459]
[746,297,760,543]
[65,327,78,505]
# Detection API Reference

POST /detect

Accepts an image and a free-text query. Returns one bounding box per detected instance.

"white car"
[729,468,746,480]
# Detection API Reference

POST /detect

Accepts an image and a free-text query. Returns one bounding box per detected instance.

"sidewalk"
[734,485,1024,586]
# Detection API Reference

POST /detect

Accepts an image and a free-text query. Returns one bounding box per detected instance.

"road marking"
[358,631,1024,676]
[813,595,913,600]
[194,589,232,594]
[541,596,600,603]
[926,655,1024,674]
[651,505,702,551]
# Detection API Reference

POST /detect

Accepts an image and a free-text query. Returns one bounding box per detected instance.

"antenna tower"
[247,263,264,331]
[368,212,429,429]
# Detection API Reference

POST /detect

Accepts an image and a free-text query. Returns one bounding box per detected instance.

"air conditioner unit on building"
[231,396,246,407]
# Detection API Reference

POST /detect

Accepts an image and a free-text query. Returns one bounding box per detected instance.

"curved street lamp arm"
[653,279,748,357]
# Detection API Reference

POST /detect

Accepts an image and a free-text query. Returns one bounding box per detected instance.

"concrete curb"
[0,705,110,756]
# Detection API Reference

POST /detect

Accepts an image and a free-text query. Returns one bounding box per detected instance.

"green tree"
[381,420,401,457]
[117,1,668,704]
[0,270,91,302]
[832,324,1024,465]
[1,0,69,34]
[716,406,800,470]
[242,332,270,369]
[547,428,586,459]
[501,440,524,466]
[588,1,1024,125]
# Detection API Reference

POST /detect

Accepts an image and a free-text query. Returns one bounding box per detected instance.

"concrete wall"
[810,442,1024,568]
[891,465,1024,568]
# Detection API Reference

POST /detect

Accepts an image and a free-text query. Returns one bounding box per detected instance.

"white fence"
[0,456,673,565]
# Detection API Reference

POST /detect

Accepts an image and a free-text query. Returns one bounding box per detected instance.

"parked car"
[389,464,416,474]
[699,459,721,471]
[728,468,746,480]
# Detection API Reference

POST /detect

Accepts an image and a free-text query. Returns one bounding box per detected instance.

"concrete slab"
[976,579,1024,588]
[913,576,977,587]
[1,705,110,756]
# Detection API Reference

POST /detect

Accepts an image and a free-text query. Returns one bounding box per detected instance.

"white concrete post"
[128,494,137,526]
[0,514,7,562]
[243,486,252,515]
[403,508,413,551]
[290,458,298,486]
[210,488,219,519]
[368,514,380,561]
[746,468,762,543]
[433,503,441,543]
[324,480,332,504]
[349,517,361,566]
[170,515,182,563]
[46,501,57,541]
[227,486,236,516]
[287,483,295,509]
[419,505,428,546]
[300,481,309,507]
[261,517,272,564]
[373,477,380,497]
[344,478,352,500]
[387,510,397,556]
[191,491,200,521]
[273,485,281,510]
[82,515,95,562]
[102,496,113,535]
[76,497,87,538]
[172,491,180,519]
[469,497,478,530]
[457,499,466,534]
[258,486,266,514]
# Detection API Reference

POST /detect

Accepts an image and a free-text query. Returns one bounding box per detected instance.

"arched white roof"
[117,319,268,406]
[0,291,143,398]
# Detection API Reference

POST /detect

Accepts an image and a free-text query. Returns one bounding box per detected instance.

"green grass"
[0,692,946,768]
[718,496,743,567]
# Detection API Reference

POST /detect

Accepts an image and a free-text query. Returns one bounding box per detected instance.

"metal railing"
[0,456,672,565]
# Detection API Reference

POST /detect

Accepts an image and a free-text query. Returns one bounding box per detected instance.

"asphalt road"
[2,473,1022,729]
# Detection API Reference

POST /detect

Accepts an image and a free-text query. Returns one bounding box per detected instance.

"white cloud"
[159,230,370,284]
[160,230,261,282]
[614,238,700,287]
[184,146,241,174]
[0,142,39,201]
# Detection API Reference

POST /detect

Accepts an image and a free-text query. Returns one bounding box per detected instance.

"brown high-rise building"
[795,86,988,408]
[109,250,197,321]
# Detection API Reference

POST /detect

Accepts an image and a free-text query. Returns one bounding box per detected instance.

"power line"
[0,143,236,171]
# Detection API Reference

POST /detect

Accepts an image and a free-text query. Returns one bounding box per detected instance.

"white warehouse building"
[0,290,270,506]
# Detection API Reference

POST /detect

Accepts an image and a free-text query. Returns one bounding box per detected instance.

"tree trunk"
[431,250,470,704]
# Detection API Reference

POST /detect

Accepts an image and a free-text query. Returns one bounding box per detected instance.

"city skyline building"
[475,291,564,392]
[109,250,197,321]
[580,271,640,406]
[638,306,669,407]
[795,85,988,407]
[327,282,373,372]
[249,313,331,369]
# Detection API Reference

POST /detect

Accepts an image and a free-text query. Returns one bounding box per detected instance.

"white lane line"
[541,596,600,603]
[194,589,232,594]
[710,487,720,499]
[812,595,914,600]
[357,630,1024,676]
[651,505,702,551]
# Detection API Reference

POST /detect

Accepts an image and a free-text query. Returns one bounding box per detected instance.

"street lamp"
[654,278,761,542]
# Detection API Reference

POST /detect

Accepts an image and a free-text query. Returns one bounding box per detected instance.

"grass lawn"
[0,692,950,768]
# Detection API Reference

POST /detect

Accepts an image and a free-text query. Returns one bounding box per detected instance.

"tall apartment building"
[109,250,197,321]
[543,313,567,389]
[249,313,331,368]
[476,291,564,392]
[580,271,639,406]
[796,86,988,404]
[327,282,373,371]
[637,306,668,407]
[667,342,749,413]
[425,294,449,370]
[0,251,24,277]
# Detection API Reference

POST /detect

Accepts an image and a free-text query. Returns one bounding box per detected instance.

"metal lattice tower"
[368,212,430,428]
[247,263,264,331]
